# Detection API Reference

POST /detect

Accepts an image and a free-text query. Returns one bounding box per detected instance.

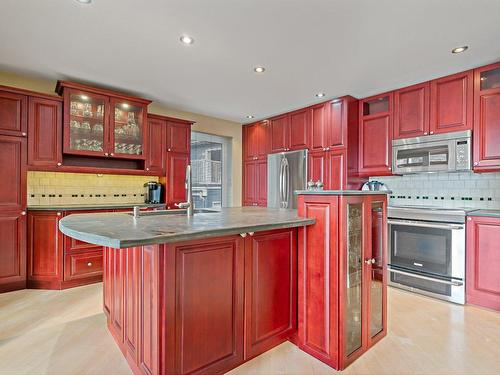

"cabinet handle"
[104,152,109,156]
[56,162,62,167]
[240,233,247,238]
[430,131,434,135]
[56,212,61,216]
[21,211,26,216]
[22,132,27,137]
[87,262,93,267]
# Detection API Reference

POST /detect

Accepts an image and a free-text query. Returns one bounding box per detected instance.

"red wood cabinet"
[28,96,63,168]
[473,62,500,172]
[0,135,26,212]
[289,108,310,151]
[0,211,26,293]
[269,114,289,153]
[393,82,430,139]
[0,89,27,137]
[166,152,189,208]
[243,121,269,161]
[244,229,297,360]
[297,193,387,370]
[243,159,267,207]
[166,119,191,154]
[310,102,329,151]
[308,150,346,190]
[145,115,166,175]
[164,236,245,374]
[358,93,393,176]
[27,211,64,289]
[466,216,500,311]
[430,70,473,134]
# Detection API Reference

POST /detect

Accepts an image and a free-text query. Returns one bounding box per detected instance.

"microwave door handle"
[388,268,463,286]
[388,219,464,230]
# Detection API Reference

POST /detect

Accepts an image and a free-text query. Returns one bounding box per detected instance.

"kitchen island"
[59,193,388,374]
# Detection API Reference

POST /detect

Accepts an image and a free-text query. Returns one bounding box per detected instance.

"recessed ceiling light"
[315,92,325,98]
[122,103,130,109]
[246,115,254,119]
[254,66,266,73]
[80,95,89,100]
[76,0,92,4]
[180,35,194,45]
[451,46,468,54]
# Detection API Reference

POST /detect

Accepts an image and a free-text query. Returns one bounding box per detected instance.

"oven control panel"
[455,139,470,170]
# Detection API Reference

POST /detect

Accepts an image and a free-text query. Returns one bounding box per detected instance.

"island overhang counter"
[59,193,388,374]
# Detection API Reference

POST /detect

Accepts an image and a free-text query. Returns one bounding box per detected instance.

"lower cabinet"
[27,210,103,289]
[103,229,298,375]
[0,211,26,293]
[297,194,387,370]
[466,216,500,311]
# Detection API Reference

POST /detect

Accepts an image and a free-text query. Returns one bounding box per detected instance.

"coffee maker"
[144,182,162,204]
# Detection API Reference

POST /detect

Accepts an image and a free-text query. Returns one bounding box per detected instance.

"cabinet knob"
[110,153,114,156]
[467,217,472,221]
[167,148,171,152]
[56,162,62,167]
[56,212,61,216]
[21,211,26,216]
[474,162,478,166]
[248,232,255,236]
[388,167,392,170]
[364,259,372,265]
[424,132,428,135]
[430,131,434,135]
[104,152,109,156]
[240,233,247,238]
[146,167,150,171]
[87,262,93,267]
[22,132,27,137]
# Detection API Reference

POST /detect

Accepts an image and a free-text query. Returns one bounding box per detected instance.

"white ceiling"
[1,0,499,123]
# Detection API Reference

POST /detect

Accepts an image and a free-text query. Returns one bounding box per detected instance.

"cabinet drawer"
[65,236,102,253]
[64,250,103,281]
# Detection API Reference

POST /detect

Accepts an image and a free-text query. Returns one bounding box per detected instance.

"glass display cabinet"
[57,81,150,160]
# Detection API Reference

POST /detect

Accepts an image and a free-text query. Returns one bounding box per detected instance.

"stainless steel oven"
[387,206,468,304]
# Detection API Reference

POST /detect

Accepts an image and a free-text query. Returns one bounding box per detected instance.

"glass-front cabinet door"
[110,99,146,159]
[64,90,109,156]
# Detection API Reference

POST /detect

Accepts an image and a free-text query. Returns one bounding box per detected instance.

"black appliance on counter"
[144,181,162,204]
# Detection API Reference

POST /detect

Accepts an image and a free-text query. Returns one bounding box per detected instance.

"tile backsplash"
[27,172,159,206]
[370,172,500,209]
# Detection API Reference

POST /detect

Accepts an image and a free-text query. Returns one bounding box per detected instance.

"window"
[190,132,232,210]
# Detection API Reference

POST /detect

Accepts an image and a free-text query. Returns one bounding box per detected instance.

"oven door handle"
[387,219,464,230]
[388,268,464,286]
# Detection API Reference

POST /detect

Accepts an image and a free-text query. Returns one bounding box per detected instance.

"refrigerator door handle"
[279,157,285,208]
[283,158,290,208]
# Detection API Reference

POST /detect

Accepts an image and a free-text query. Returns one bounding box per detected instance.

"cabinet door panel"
[146,117,166,174]
[289,109,309,150]
[297,197,339,366]
[359,114,392,175]
[243,161,257,206]
[245,229,297,359]
[28,97,62,167]
[257,159,267,207]
[466,217,500,310]
[166,152,189,208]
[171,237,244,374]
[270,114,288,152]
[328,151,346,190]
[166,121,190,154]
[64,249,103,281]
[0,136,26,211]
[103,247,113,316]
[394,83,429,139]
[243,124,258,160]
[124,247,141,363]
[474,91,500,170]
[0,212,26,291]
[27,211,63,282]
[111,249,125,342]
[311,103,328,151]
[329,99,346,149]
[308,151,327,186]
[430,71,473,134]
[0,91,27,137]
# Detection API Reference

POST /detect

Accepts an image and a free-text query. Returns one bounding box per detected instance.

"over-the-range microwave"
[392,130,471,174]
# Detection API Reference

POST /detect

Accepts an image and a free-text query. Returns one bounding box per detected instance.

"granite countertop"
[28,203,166,211]
[59,207,315,248]
[467,210,500,218]
[295,190,392,196]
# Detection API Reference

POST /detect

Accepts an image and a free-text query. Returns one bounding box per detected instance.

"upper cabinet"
[288,108,310,151]
[473,62,500,172]
[145,115,166,175]
[393,82,430,139]
[430,70,473,134]
[358,93,393,176]
[56,81,151,160]
[28,96,63,168]
[269,114,289,153]
[0,90,27,137]
[243,121,269,161]
[166,119,192,154]
[310,102,329,151]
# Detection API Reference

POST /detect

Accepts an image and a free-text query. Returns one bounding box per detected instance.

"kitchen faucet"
[175,164,194,216]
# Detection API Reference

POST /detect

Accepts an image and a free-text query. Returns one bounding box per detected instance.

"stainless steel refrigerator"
[267,150,308,209]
